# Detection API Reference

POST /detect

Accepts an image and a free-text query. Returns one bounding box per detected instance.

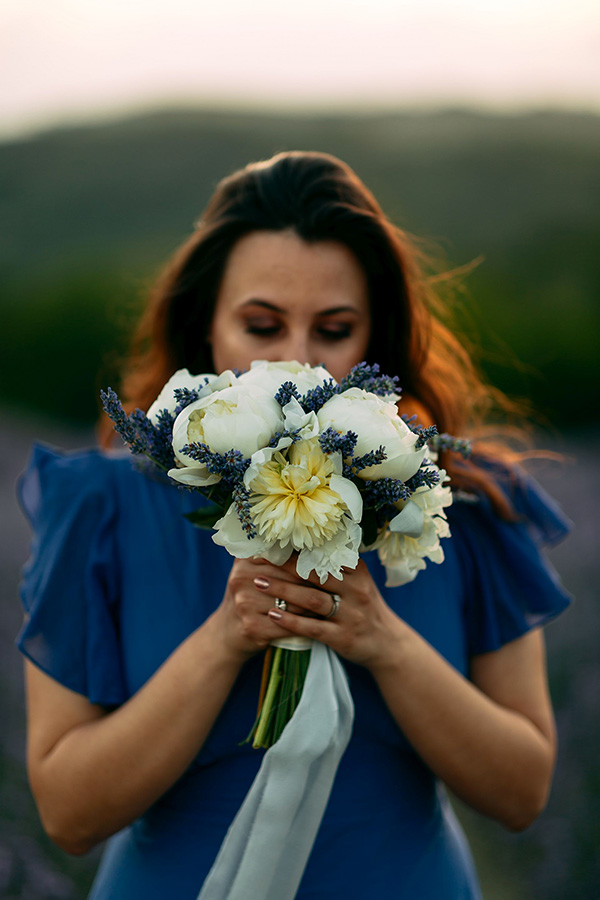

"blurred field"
[1,107,599,428]
[1,106,599,897]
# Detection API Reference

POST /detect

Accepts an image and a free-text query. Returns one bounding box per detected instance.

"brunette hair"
[100,150,529,516]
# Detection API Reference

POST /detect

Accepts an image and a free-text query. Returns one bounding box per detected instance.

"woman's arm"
[367,625,556,831]
[25,624,241,856]
[256,558,557,832]
[24,558,304,856]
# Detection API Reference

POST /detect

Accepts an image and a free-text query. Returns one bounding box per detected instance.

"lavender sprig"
[268,428,302,448]
[101,388,145,453]
[180,442,250,486]
[274,381,302,407]
[134,409,177,472]
[414,425,439,450]
[318,427,358,458]
[405,464,442,492]
[173,383,210,417]
[345,446,387,476]
[402,414,471,459]
[338,362,400,397]
[151,408,178,470]
[361,477,411,510]
[401,415,439,449]
[232,483,257,538]
[100,388,175,471]
[271,363,402,417]
[300,379,337,413]
[430,433,472,459]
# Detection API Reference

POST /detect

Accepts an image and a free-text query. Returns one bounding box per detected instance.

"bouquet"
[102,360,469,748]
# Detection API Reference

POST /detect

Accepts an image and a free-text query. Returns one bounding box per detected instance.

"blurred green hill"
[1,107,598,427]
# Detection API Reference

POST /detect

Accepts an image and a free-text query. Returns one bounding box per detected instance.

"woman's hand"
[250,556,404,669]
[210,556,348,661]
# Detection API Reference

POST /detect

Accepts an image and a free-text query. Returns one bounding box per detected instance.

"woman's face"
[208,229,371,382]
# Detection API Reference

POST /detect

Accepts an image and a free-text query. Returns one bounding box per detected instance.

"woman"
[17,150,571,898]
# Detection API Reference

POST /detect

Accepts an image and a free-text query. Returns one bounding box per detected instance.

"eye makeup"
[245,323,281,337]
[316,323,353,341]
[242,320,355,343]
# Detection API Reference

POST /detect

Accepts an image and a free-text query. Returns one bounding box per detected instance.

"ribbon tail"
[197,642,354,900]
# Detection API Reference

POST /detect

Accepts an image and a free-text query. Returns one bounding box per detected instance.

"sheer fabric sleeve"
[16,443,126,706]
[449,466,573,657]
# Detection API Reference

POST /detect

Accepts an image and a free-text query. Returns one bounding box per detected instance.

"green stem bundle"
[247,646,312,749]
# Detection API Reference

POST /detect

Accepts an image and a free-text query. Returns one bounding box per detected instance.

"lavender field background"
[1,108,599,898]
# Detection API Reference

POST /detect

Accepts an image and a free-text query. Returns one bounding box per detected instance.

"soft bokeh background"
[1,1,599,897]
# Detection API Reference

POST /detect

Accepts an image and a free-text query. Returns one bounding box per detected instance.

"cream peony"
[374,471,452,586]
[168,383,285,487]
[248,440,362,549]
[397,470,453,522]
[213,438,363,582]
[317,388,427,482]
[147,368,237,424]
[237,360,335,398]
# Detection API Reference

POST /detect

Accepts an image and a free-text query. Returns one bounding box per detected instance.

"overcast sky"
[2,0,599,138]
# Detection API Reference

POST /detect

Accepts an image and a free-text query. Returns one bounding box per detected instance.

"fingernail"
[268,609,282,620]
[254,577,270,589]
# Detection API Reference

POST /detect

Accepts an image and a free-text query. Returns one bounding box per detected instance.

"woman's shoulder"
[445,456,573,656]
[22,441,134,480]
[447,455,571,547]
[18,442,140,527]
[16,443,131,705]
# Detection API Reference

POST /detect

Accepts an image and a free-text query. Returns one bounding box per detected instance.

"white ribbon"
[197,641,355,900]
[271,635,313,651]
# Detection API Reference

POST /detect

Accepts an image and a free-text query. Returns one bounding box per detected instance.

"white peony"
[237,360,335,398]
[317,388,427,482]
[279,396,320,444]
[147,368,237,424]
[210,504,293,567]
[168,383,285,487]
[374,470,452,586]
[295,519,362,583]
[399,470,453,521]
[212,438,363,583]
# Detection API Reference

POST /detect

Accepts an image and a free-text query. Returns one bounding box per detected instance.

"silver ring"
[325,593,340,619]
[275,598,287,612]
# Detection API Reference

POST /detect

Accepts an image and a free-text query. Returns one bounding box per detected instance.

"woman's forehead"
[215,230,370,315]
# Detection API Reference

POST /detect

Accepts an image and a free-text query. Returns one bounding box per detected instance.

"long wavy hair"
[99,150,529,516]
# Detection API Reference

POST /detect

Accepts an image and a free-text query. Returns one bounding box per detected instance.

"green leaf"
[184,504,225,529]
[360,506,379,547]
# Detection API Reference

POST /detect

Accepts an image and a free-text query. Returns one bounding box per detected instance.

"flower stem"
[257,646,273,715]
[249,645,312,749]
[253,646,283,748]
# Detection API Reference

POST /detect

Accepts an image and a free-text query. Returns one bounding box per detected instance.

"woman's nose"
[280,332,312,366]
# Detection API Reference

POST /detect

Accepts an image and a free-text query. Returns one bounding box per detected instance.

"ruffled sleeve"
[449,464,573,657]
[16,443,126,706]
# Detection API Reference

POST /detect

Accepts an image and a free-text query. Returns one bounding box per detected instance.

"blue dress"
[16,444,572,899]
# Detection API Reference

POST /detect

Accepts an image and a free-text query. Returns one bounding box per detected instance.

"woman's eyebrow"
[240,299,360,316]
[316,306,360,317]
[240,299,283,312]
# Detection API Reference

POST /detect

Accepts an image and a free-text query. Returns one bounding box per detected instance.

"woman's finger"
[253,574,341,620]
[266,606,335,642]
[302,558,366,593]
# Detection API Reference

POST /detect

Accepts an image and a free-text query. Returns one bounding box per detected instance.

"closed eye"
[317,325,352,341]
[245,324,281,337]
